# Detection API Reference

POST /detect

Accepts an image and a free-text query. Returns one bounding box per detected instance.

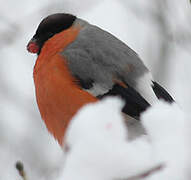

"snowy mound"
[57,98,191,180]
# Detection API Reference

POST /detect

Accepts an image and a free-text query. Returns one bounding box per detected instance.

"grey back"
[61,18,149,92]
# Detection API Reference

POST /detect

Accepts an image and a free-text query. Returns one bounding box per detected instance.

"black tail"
[97,84,150,119]
[152,81,174,103]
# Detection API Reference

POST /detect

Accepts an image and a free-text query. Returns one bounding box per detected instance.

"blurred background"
[0,0,191,179]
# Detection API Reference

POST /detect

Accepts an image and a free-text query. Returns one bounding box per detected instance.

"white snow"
[56,99,191,180]
[142,101,191,180]
[59,98,161,180]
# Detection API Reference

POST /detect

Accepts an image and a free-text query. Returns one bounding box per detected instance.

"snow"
[142,101,191,180]
[56,98,191,180]
[59,98,160,180]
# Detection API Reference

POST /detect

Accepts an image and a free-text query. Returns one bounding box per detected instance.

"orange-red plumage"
[33,26,97,145]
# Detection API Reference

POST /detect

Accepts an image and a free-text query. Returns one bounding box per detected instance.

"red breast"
[33,26,97,145]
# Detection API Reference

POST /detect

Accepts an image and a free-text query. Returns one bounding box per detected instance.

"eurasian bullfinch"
[27,13,174,145]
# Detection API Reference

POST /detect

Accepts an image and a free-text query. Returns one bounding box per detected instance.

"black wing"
[97,84,150,119]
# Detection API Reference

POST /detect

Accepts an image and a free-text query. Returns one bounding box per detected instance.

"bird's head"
[27,13,76,55]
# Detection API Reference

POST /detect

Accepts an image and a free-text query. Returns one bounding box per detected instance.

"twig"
[15,161,27,180]
[127,164,164,180]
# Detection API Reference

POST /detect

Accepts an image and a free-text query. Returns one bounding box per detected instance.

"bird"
[27,13,174,145]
